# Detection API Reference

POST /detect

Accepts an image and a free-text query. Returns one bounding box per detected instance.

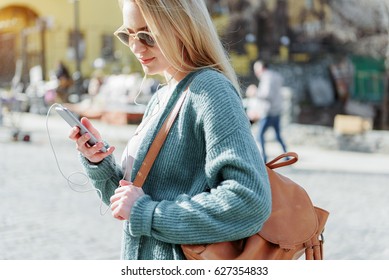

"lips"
[139,57,155,64]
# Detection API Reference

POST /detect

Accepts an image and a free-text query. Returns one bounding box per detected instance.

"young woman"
[69,0,271,260]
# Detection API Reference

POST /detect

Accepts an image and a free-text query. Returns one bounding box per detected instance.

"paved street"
[1,111,389,260]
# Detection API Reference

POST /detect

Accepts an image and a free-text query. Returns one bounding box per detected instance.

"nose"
[130,37,147,54]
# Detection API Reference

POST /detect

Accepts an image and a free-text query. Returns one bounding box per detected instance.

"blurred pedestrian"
[87,69,105,101]
[55,61,73,102]
[67,0,271,260]
[249,60,288,162]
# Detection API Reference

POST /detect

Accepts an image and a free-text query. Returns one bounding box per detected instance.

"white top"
[121,84,175,181]
[257,69,284,117]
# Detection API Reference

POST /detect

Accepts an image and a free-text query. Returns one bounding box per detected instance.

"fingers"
[110,184,132,206]
[82,145,115,164]
[110,195,126,220]
[67,117,101,145]
[110,193,129,220]
[110,184,145,220]
[76,132,101,153]
[67,118,115,163]
[68,126,80,141]
[81,117,102,141]
[75,133,115,163]
[110,182,133,202]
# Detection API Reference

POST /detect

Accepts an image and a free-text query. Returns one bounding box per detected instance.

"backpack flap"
[259,154,319,250]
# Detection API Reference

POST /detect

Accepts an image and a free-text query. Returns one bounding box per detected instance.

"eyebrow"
[126,26,149,33]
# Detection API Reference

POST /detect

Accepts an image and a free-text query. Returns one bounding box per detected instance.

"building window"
[67,30,85,60]
[305,0,314,10]
[101,34,114,61]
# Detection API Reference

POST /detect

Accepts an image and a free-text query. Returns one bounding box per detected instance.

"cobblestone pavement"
[1,112,389,260]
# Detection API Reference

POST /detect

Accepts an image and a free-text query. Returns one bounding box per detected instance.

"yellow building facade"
[0,0,332,85]
[0,0,133,85]
[265,0,331,27]
[213,0,332,77]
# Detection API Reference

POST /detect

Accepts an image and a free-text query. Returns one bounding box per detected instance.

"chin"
[142,66,163,76]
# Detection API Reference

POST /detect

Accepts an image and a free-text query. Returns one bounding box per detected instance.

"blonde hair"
[118,0,240,93]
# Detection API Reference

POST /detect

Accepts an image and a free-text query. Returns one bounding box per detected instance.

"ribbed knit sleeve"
[128,70,272,245]
[79,153,123,205]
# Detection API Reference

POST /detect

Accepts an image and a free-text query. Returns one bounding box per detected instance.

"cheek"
[153,49,171,69]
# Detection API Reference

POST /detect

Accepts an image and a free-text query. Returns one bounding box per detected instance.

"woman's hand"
[68,117,115,163]
[110,180,145,221]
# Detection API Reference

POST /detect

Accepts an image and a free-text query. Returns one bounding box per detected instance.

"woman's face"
[122,1,172,76]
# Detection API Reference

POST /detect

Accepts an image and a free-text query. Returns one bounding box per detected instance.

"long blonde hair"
[118,0,240,93]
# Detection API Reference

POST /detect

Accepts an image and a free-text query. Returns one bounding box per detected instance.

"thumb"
[119,180,131,187]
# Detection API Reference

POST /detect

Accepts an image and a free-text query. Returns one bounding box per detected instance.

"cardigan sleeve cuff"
[128,195,159,237]
[79,153,117,181]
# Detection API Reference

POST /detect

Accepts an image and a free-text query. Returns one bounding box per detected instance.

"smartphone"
[55,104,107,152]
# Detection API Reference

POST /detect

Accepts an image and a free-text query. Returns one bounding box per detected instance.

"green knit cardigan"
[80,69,272,260]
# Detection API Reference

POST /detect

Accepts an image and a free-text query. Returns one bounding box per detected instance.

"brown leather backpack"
[181,152,329,260]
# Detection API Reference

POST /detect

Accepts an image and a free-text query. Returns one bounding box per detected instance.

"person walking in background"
[67,0,271,260]
[55,61,73,102]
[249,60,288,162]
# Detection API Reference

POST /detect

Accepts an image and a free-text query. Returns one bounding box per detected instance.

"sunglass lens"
[117,31,129,45]
[138,32,155,47]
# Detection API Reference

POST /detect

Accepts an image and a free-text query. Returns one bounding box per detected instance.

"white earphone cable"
[45,103,111,216]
